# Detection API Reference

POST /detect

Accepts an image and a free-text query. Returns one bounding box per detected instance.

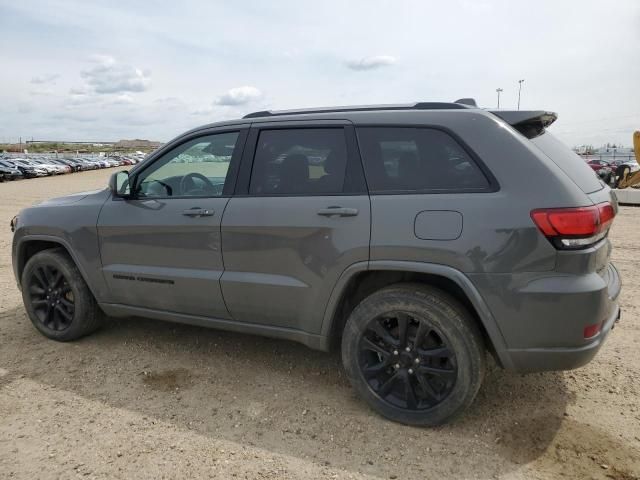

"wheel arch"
[15,235,97,299]
[321,260,513,369]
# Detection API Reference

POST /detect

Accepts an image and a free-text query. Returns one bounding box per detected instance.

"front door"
[220,124,371,333]
[97,128,247,319]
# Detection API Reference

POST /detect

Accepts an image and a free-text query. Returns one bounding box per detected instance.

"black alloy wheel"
[27,264,75,332]
[21,248,103,341]
[358,312,457,410]
[341,284,485,425]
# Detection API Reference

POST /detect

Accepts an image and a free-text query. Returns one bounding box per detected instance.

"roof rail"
[243,100,475,119]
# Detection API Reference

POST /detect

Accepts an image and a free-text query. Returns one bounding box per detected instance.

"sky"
[1,0,639,148]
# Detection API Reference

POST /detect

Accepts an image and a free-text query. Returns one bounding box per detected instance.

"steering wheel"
[179,172,215,195]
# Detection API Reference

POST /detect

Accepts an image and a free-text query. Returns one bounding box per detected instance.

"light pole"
[517,79,525,110]
[496,88,503,108]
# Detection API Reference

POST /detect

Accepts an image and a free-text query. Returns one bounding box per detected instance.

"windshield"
[530,131,603,193]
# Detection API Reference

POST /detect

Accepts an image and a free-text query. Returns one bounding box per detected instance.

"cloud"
[80,55,151,94]
[111,94,135,105]
[17,103,35,114]
[154,97,184,110]
[29,88,55,96]
[69,86,88,95]
[214,86,262,106]
[30,74,60,84]
[154,96,183,105]
[66,92,101,107]
[191,106,214,116]
[346,55,397,71]
[50,110,99,123]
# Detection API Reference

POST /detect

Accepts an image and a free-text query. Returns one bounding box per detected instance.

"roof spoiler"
[490,110,557,128]
[490,110,558,138]
[454,98,477,107]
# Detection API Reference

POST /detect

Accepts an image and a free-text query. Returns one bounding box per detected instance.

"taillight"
[530,202,615,249]
[583,321,603,339]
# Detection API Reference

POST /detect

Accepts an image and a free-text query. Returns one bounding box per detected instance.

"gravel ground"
[0,170,638,480]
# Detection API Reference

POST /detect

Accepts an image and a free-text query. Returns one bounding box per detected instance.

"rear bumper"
[470,261,622,372]
[505,302,620,372]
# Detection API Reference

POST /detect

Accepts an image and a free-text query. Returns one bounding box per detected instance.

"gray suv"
[11,100,621,425]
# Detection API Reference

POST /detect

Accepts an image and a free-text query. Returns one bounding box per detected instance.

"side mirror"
[109,170,131,198]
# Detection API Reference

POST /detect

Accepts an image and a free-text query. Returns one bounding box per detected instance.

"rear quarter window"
[356,127,491,193]
[530,131,603,194]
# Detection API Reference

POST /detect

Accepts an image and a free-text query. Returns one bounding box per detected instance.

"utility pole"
[496,88,503,108]
[517,79,525,110]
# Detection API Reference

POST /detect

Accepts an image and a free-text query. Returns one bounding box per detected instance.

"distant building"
[573,145,594,155]
[114,139,163,149]
[595,144,633,155]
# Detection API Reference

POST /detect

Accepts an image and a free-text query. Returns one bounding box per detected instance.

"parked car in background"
[587,160,613,184]
[32,159,70,174]
[6,159,49,177]
[610,158,640,173]
[70,159,90,171]
[104,158,121,168]
[50,159,81,172]
[10,100,621,426]
[0,153,141,179]
[0,164,23,181]
[109,155,134,166]
[76,158,100,170]
[94,159,109,168]
[587,159,611,172]
[13,158,61,175]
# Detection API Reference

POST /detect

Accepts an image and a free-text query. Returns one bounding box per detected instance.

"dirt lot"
[0,169,638,480]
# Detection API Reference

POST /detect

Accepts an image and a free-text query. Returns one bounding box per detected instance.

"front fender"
[11,189,110,301]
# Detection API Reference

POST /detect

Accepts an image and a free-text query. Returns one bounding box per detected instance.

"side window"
[356,127,490,193]
[249,128,348,195]
[134,131,239,198]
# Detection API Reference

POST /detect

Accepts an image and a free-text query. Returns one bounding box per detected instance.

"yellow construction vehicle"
[613,131,640,189]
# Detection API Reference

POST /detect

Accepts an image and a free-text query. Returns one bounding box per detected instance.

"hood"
[37,189,106,206]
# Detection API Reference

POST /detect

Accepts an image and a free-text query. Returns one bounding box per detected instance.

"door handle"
[317,206,359,217]
[182,208,214,217]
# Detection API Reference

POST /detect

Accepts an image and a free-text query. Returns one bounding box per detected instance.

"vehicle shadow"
[1,306,636,478]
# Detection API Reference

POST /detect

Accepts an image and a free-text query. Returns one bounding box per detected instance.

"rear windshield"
[530,131,603,193]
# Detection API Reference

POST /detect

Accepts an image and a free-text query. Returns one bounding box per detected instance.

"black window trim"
[354,123,500,195]
[234,123,368,197]
[121,127,249,201]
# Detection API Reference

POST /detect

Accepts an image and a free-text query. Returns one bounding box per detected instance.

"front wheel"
[21,248,103,341]
[341,284,485,426]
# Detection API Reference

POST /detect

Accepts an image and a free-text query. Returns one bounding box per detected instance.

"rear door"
[220,121,370,333]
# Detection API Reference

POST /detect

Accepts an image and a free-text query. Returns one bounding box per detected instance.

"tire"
[21,248,103,341]
[341,283,485,426]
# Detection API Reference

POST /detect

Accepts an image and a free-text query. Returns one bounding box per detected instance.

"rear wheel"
[21,248,103,341]
[341,283,485,426]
